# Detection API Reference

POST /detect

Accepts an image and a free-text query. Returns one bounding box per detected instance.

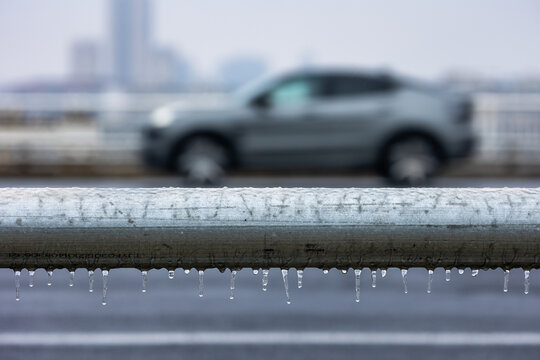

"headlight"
[151,108,175,128]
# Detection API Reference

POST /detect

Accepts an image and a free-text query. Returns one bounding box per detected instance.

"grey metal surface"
[1,187,539,271]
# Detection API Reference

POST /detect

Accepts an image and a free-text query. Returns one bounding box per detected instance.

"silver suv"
[142,68,474,184]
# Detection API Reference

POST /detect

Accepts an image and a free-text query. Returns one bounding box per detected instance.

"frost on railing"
[1,187,540,305]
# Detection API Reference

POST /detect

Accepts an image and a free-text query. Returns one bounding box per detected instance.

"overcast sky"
[1,0,539,85]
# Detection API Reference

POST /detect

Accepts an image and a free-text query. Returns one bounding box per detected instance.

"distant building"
[218,57,267,90]
[109,0,151,89]
[70,40,104,85]
[146,48,192,91]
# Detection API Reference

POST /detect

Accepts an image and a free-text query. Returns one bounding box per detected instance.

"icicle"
[281,269,290,304]
[252,269,259,275]
[15,270,21,301]
[524,270,530,295]
[401,269,408,294]
[354,269,361,302]
[297,269,304,288]
[88,270,94,293]
[503,269,510,293]
[198,270,204,297]
[427,269,433,294]
[458,269,465,275]
[341,269,348,274]
[184,269,190,275]
[472,269,479,277]
[28,270,35,288]
[371,270,377,288]
[229,270,237,300]
[168,270,175,279]
[101,270,109,305]
[141,271,148,293]
[262,269,269,292]
[69,271,75,287]
[47,270,53,286]
[323,269,329,275]
[445,269,451,282]
[381,269,387,278]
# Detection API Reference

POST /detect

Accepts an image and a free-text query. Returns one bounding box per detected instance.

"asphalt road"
[1,175,540,360]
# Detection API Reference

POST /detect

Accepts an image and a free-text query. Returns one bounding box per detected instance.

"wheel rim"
[177,138,227,184]
[387,138,438,184]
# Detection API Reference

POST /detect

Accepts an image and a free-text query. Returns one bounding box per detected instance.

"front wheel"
[381,136,441,186]
[175,137,230,185]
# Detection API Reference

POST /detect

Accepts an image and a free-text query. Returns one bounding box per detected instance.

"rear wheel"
[175,137,230,185]
[382,136,440,186]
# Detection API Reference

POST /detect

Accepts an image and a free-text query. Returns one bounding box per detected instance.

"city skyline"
[1,0,540,89]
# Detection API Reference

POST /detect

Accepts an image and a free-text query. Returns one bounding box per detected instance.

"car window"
[268,77,317,107]
[323,75,395,97]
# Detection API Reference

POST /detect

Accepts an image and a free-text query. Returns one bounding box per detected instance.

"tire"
[381,136,440,186]
[175,137,230,185]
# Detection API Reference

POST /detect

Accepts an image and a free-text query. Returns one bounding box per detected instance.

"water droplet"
[445,269,451,282]
[184,269,190,275]
[198,270,204,297]
[252,269,259,275]
[427,269,433,294]
[297,269,304,289]
[15,270,21,301]
[503,269,510,293]
[262,269,269,292]
[458,269,465,275]
[229,270,237,300]
[472,269,479,277]
[88,270,94,293]
[69,271,75,287]
[354,269,361,302]
[401,269,408,294]
[168,270,175,279]
[141,271,148,293]
[371,270,377,288]
[524,270,530,295]
[102,270,109,305]
[47,270,53,286]
[28,270,35,288]
[323,269,329,275]
[341,269,348,274]
[281,269,290,304]
[381,269,387,278]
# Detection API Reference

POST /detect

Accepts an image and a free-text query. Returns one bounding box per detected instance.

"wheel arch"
[376,127,447,176]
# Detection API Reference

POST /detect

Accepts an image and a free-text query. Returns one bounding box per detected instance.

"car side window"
[323,75,395,97]
[267,78,317,107]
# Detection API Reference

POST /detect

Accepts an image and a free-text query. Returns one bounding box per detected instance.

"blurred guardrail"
[2,187,539,271]
[0,92,540,175]
[473,94,540,166]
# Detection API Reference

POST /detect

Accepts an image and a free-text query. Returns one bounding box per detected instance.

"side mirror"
[251,95,271,110]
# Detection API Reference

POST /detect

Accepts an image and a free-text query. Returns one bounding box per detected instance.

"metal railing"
[1,187,539,271]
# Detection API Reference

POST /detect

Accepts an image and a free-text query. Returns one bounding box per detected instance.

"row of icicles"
[12,267,532,305]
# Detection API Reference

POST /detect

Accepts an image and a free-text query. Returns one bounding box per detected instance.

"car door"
[304,74,396,166]
[238,75,326,168]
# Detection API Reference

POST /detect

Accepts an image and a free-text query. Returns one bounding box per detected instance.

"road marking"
[1,332,540,346]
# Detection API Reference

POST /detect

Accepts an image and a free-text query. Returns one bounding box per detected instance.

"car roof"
[279,67,395,80]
